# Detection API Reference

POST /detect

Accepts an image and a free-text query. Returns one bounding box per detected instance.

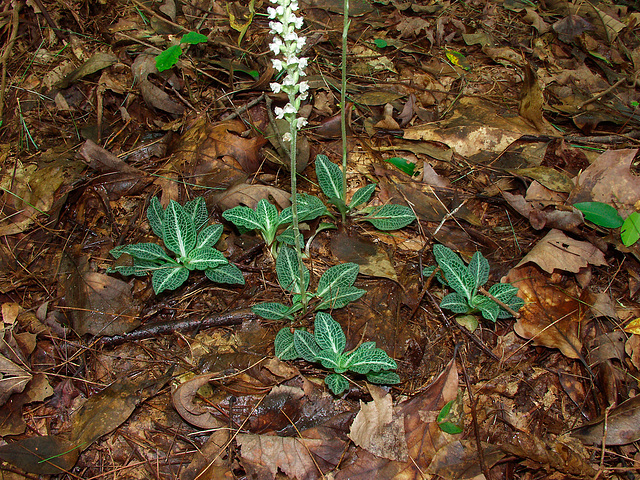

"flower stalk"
[269,0,309,307]
[340,0,350,223]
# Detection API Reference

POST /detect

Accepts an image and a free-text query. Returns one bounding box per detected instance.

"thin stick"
[477,286,521,318]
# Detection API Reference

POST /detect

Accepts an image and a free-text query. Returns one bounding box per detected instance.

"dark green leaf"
[251,302,292,320]
[180,31,208,45]
[314,312,346,355]
[574,202,623,228]
[156,44,182,72]
[147,196,165,238]
[316,155,345,204]
[152,265,189,294]
[184,197,208,232]
[384,156,415,175]
[205,263,245,285]
[348,183,376,210]
[366,370,400,385]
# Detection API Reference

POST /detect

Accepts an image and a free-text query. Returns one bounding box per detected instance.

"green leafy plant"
[424,244,524,322]
[108,197,244,294]
[437,397,464,434]
[222,196,327,257]
[315,154,416,229]
[274,312,399,395]
[574,201,640,247]
[156,31,208,72]
[251,247,365,320]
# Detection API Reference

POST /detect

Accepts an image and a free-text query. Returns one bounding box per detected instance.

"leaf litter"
[1,0,640,478]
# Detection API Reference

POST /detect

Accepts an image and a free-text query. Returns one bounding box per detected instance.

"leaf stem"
[288,107,307,309]
[340,0,350,224]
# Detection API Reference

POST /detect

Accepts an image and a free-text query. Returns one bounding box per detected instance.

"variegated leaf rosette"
[268,0,309,141]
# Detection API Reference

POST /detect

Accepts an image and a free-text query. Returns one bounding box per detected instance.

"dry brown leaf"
[501,432,595,476]
[506,264,588,358]
[349,385,408,462]
[172,373,229,429]
[214,183,291,211]
[572,396,640,446]
[427,440,505,479]
[59,254,142,336]
[568,148,640,217]
[513,228,606,274]
[237,426,347,480]
[0,435,79,475]
[502,192,583,231]
[335,360,458,480]
[403,97,542,161]
[518,63,553,133]
[131,53,185,114]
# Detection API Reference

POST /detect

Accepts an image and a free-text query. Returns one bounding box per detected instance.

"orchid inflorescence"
[268,0,309,140]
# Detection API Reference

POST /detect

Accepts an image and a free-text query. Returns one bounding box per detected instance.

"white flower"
[299,81,309,95]
[267,6,277,18]
[270,82,282,93]
[272,58,283,71]
[274,106,285,119]
[269,21,284,35]
[293,15,303,29]
[284,31,299,43]
[282,132,292,142]
[269,37,283,55]
[283,103,297,115]
[296,117,308,128]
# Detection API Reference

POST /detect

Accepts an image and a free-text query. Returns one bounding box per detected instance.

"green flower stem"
[288,107,307,309]
[340,0,350,224]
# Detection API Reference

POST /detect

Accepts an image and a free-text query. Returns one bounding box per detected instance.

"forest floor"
[1,0,640,479]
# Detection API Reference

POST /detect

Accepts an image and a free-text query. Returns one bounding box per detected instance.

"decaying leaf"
[0,435,79,475]
[427,440,505,479]
[214,183,291,211]
[335,359,458,480]
[349,384,408,461]
[131,53,185,114]
[513,228,606,274]
[573,396,640,446]
[502,191,583,231]
[568,148,640,217]
[506,264,588,359]
[237,426,347,480]
[59,253,142,336]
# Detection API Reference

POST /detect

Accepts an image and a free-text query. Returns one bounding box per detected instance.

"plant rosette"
[108,197,244,294]
[425,244,524,322]
[274,312,399,395]
[315,155,416,230]
[251,247,365,320]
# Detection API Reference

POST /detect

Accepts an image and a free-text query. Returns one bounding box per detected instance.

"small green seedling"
[156,31,208,72]
[573,201,640,247]
[251,247,365,320]
[222,196,327,258]
[109,197,244,294]
[315,155,416,229]
[275,312,399,395]
[425,245,524,322]
[437,396,464,434]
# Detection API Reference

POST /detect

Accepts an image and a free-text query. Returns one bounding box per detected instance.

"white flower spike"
[268,0,308,138]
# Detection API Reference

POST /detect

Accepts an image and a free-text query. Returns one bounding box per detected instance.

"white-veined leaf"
[487,283,519,302]
[276,246,309,294]
[316,155,345,203]
[315,286,365,310]
[280,194,328,224]
[345,347,397,374]
[184,197,208,231]
[222,206,263,232]
[251,302,292,320]
[348,183,376,210]
[366,370,400,385]
[108,260,159,277]
[197,224,223,249]
[205,263,245,285]
[316,263,359,300]
[294,330,320,362]
[434,245,475,301]
[476,298,500,322]
[325,373,349,395]
[255,199,279,240]
[440,292,471,313]
[497,296,525,318]
[147,196,165,239]
[315,349,342,371]
[185,247,227,270]
[362,204,415,230]
[314,312,346,355]
[110,243,171,262]
[163,201,197,258]
[152,265,189,294]
[275,328,298,360]
[467,251,489,288]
